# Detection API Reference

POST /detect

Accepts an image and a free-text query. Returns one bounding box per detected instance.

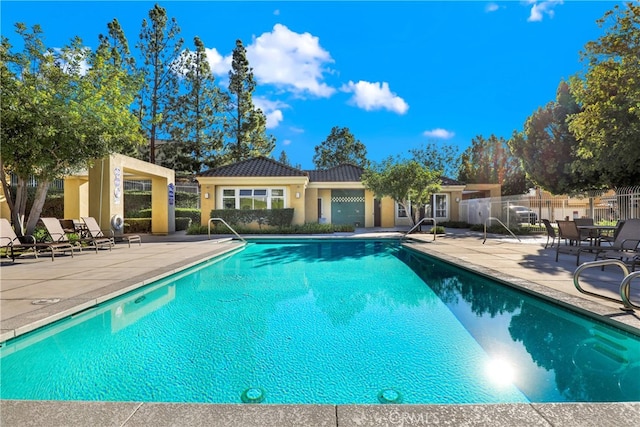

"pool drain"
[241,387,265,403]
[378,388,402,404]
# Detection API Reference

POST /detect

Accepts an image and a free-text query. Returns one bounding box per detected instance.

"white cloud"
[254,97,288,129]
[204,47,229,76]
[485,3,500,13]
[248,24,335,97]
[527,1,563,22]
[423,128,455,139]
[341,80,409,114]
[53,47,90,76]
[273,9,280,16]
[282,139,292,146]
[289,126,305,134]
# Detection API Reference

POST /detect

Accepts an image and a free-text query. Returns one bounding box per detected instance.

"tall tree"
[313,126,369,169]
[568,2,640,188]
[277,150,291,166]
[224,39,275,163]
[136,3,183,164]
[508,81,582,194]
[167,36,226,176]
[1,23,143,236]
[459,134,528,195]
[97,18,135,73]
[362,157,441,225]
[96,18,140,158]
[409,142,459,178]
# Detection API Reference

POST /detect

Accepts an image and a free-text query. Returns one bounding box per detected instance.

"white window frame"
[433,194,448,220]
[396,201,410,219]
[221,188,286,210]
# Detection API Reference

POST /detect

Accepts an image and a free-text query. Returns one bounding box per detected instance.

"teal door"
[331,190,365,226]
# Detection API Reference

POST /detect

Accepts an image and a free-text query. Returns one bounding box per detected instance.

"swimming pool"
[1,240,638,404]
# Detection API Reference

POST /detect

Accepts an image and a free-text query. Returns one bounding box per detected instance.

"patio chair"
[555,220,601,265]
[35,217,79,260]
[574,218,597,245]
[1,218,47,261]
[81,217,115,252]
[593,219,640,269]
[542,219,557,248]
[598,220,625,246]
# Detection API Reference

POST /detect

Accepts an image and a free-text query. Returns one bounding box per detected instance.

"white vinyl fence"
[460,186,640,226]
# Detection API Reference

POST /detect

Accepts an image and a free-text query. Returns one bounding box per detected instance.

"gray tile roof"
[306,164,364,182]
[441,176,465,186]
[198,157,308,177]
[199,157,464,186]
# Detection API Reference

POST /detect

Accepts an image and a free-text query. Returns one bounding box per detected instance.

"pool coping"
[402,241,640,335]
[1,400,639,426]
[2,232,640,426]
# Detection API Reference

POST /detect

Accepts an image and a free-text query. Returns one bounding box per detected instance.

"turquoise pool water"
[1,240,638,404]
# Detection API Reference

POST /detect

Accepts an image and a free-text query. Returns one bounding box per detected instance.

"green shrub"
[124,191,151,213]
[426,226,446,234]
[470,224,536,235]
[175,217,192,231]
[187,221,354,235]
[8,187,64,218]
[209,209,294,228]
[439,221,470,228]
[124,190,198,215]
[125,219,151,233]
[175,192,198,208]
[332,224,356,232]
[186,224,210,235]
[176,208,201,224]
[127,208,151,218]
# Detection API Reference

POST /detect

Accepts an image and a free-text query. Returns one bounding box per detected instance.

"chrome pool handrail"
[403,217,437,242]
[573,259,639,311]
[483,217,521,244]
[208,218,246,243]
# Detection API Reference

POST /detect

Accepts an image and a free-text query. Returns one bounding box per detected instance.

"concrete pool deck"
[1,229,639,426]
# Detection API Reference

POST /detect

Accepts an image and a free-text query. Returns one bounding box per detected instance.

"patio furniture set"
[1,216,140,262]
[551,218,640,270]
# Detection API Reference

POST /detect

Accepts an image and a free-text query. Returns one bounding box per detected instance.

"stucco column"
[63,176,89,220]
[304,188,319,223]
[151,176,170,235]
[200,184,216,226]
[88,156,124,231]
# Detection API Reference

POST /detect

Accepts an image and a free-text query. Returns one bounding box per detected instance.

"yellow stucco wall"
[449,191,462,221]
[380,197,396,228]
[199,184,217,227]
[364,190,374,227]
[196,176,309,226]
[0,185,11,219]
[304,187,319,223]
[194,176,483,229]
[80,154,175,234]
[63,176,89,219]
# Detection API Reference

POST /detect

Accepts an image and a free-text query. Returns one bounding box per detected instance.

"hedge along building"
[195,157,489,228]
[63,153,176,235]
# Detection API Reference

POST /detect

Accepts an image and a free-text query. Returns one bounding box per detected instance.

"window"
[434,194,448,218]
[222,188,285,209]
[271,189,284,209]
[397,202,409,218]
[223,189,235,210]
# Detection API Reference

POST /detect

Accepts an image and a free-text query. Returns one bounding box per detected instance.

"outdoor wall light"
[204,193,210,199]
[295,192,301,199]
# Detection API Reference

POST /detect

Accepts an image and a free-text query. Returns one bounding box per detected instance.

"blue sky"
[1,1,619,169]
